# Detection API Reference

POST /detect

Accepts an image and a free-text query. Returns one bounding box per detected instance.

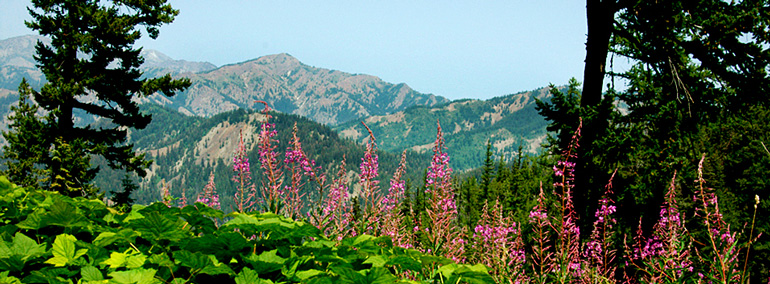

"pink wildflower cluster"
[470,200,527,283]
[233,130,257,213]
[255,101,284,214]
[553,119,582,282]
[356,122,383,236]
[529,185,555,284]
[317,156,353,240]
[625,172,692,283]
[693,155,742,283]
[197,172,221,210]
[582,170,618,282]
[421,120,464,262]
[283,123,312,219]
[381,150,413,249]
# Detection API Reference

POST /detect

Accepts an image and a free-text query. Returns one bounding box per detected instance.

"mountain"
[144,53,449,125]
[93,104,432,209]
[334,86,556,171]
[1,35,449,128]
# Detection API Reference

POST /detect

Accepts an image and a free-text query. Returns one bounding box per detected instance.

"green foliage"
[0,177,493,283]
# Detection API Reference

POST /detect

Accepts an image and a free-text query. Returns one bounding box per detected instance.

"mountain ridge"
[1,35,450,126]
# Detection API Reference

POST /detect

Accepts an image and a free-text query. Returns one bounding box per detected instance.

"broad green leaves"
[0,178,494,283]
[0,232,46,271]
[45,234,88,267]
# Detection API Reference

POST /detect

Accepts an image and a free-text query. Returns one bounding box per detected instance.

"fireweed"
[197,172,221,210]
[624,172,692,283]
[581,170,618,283]
[552,119,583,283]
[356,122,383,236]
[421,120,465,262]
[154,113,769,283]
[255,101,284,214]
[470,199,527,283]
[381,150,413,249]
[529,183,555,284]
[233,130,256,213]
[693,154,742,284]
[283,123,312,220]
[313,155,354,240]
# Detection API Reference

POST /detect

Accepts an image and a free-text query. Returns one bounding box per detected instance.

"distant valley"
[1,34,555,192]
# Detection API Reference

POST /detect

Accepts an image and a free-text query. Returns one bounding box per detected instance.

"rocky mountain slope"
[144,53,449,125]
[334,87,556,171]
[1,35,449,128]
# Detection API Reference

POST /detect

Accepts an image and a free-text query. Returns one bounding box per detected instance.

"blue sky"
[1,0,588,100]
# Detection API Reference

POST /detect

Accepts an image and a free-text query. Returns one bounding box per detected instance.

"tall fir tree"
[5,0,190,197]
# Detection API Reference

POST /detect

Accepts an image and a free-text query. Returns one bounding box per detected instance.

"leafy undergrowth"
[0,177,493,284]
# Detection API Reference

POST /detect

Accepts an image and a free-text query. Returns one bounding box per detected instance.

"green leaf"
[363,255,387,268]
[101,250,146,269]
[93,229,140,247]
[385,255,422,272]
[366,267,398,284]
[243,249,285,275]
[441,264,495,284]
[108,268,159,284]
[0,270,22,284]
[296,269,325,280]
[127,212,189,243]
[234,267,273,284]
[330,266,366,283]
[173,250,234,276]
[45,234,88,267]
[45,200,90,229]
[80,265,104,281]
[0,232,46,271]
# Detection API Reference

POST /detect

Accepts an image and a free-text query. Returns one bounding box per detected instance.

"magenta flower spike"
[471,200,528,283]
[381,150,413,249]
[356,122,383,236]
[422,120,464,262]
[232,129,255,213]
[255,101,284,214]
[583,170,618,282]
[197,172,221,210]
[283,123,312,220]
[623,171,692,283]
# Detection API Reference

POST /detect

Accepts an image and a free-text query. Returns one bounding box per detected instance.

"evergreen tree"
[480,139,494,201]
[6,0,190,197]
[1,79,49,188]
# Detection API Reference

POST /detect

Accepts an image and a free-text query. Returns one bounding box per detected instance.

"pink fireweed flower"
[693,154,742,283]
[624,171,692,283]
[197,172,221,209]
[233,129,256,213]
[471,200,528,283]
[583,170,618,282]
[381,150,413,249]
[315,156,354,240]
[421,120,464,262]
[356,122,383,236]
[255,101,284,214]
[282,123,312,220]
[550,119,582,282]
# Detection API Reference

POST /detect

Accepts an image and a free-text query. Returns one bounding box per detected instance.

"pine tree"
[1,79,49,188]
[6,0,190,197]
[480,139,494,201]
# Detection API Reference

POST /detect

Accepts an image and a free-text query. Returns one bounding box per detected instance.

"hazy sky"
[1,0,588,100]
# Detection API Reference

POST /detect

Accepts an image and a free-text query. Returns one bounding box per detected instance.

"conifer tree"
[5,0,190,197]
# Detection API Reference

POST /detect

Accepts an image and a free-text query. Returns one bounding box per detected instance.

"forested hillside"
[335,86,556,171]
[94,104,432,210]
